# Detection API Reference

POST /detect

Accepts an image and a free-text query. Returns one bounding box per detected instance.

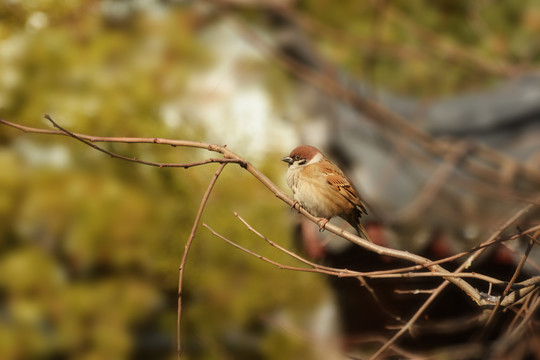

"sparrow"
[282,145,371,241]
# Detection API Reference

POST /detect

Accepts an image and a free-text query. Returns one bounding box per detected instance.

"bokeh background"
[1,1,540,359]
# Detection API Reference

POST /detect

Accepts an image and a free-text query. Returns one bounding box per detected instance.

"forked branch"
[2,116,540,359]
[2,116,538,309]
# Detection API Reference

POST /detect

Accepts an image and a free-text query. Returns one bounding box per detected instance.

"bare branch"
[3,117,540,358]
[229,14,540,191]
[234,212,508,287]
[233,212,358,275]
[481,231,536,335]
[177,163,227,357]
[493,292,540,357]
[202,222,330,275]
[391,141,470,222]
[370,203,539,359]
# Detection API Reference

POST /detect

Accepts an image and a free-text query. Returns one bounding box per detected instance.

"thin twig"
[278,3,521,76]
[392,141,469,222]
[343,334,426,359]
[394,288,435,295]
[370,279,448,359]
[203,222,331,275]
[41,115,245,169]
[216,216,540,307]
[0,117,294,223]
[235,211,506,285]
[368,271,505,284]
[500,240,540,272]
[383,4,521,76]
[357,276,405,324]
[234,212,358,275]
[481,231,536,336]
[506,290,536,334]
[492,292,540,357]
[363,224,540,276]
[370,201,537,359]
[230,14,540,189]
[177,163,227,357]
[260,314,370,360]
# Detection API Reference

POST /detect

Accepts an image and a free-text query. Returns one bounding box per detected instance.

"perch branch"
[3,117,538,309]
[233,212,508,286]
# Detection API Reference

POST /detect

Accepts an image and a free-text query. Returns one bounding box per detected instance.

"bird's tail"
[354,222,372,242]
[346,215,372,242]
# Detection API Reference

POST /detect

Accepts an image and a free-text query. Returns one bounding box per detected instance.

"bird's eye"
[294,155,300,161]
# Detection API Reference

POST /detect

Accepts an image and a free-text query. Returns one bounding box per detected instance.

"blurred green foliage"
[1,0,539,359]
[0,1,326,359]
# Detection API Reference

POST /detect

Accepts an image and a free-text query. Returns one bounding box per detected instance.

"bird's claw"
[317,218,329,232]
[291,200,299,211]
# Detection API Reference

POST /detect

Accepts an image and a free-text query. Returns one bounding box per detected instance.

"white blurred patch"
[26,12,49,31]
[0,34,26,61]
[160,103,182,129]
[309,297,340,347]
[0,35,26,100]
[1,67,21,89]
[175,19,298,164]
[14,139,71,169]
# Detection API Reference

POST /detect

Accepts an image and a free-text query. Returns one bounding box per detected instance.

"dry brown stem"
[177,163,227,357]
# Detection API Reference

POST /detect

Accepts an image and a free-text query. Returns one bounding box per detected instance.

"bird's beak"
[282,156,293,164]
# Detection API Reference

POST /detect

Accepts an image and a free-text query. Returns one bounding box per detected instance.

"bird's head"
[282,145,323,169]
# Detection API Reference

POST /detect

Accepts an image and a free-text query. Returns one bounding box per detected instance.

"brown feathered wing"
[322,162,371,241]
